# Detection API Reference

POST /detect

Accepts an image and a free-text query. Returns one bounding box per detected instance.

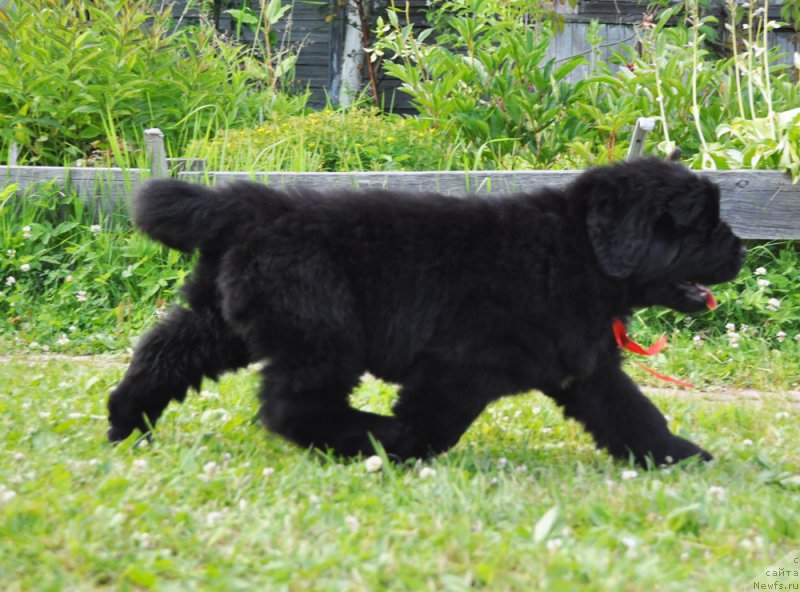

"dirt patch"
[644,386,800,406]
[0,353,128,368]
[3,353,799,406]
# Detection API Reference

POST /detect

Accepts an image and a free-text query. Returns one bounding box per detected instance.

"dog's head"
[573,158,745,313]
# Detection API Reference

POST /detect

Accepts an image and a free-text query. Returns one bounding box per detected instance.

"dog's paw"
[635,435,713,468]
[107,423,135,443]
[107,386,155,443]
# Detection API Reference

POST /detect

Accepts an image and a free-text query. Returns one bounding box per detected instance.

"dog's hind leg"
[260,353,500,460]
[107,306,250,442]
[552,364,712,467]
[258,359,404,458]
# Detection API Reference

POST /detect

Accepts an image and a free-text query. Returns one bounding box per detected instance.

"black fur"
[108,159,745,466]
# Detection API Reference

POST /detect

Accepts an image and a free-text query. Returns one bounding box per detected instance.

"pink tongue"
[704,287,718,310]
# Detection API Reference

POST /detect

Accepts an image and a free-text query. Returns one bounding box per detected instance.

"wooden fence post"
[8,141,18,167]
[626,117,656,160]
[144,128,168,178]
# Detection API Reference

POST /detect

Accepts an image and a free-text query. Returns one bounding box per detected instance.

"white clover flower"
[364,455,383,473]
[90,224,102,235]
[757,279,770,288]
[776,331,786,342]
[419,467,437,479]
[6,249,16,258]
[202,461,219,477]
[621,535,638,549]
[76,291,87,302]
[766,298,781,311]
[133,532,152,548]
[345,515,360,532]
[20,264,30,272]
[742,439,754,446]
[621,470,638,481]
[205,511,224,526]
[0,487,18,504]
[261,467,275,477]
[200,408,230,423]
[775,411,790,420]
[56,334,71,346]
[707,485,726,501]
[692,335,703,344]
[22,225,32,239]
[725,323,736,332]
[754,267,767,276]
[65,275,73,282]
[69,325,78,333]
[132,459,147,471]
[5,276,16,286]
[546,538,563,551]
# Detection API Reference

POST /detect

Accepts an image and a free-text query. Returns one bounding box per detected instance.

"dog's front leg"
[551,364,712,467]
[108,306,250,442]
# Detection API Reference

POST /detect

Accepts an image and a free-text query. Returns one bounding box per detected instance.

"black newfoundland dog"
[108,159,745,466]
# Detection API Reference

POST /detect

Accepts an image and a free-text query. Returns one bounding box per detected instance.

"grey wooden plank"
[711,170,800,240]
[2,166,145,196]
[3,166,798,239]
[179,169,800,240]
[182,170,581,195]
[1,166,146,216]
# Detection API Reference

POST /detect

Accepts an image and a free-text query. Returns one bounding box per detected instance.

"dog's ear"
[585,180,655,279]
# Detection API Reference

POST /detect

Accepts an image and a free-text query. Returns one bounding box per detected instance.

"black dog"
[108,159,745,466]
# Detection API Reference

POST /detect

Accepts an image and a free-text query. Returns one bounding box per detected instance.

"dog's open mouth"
[677,281,717,310]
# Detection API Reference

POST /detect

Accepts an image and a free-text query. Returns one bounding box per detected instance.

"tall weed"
[187,107,459,171]
[0,0,304,166]
[372,0,588,169]
[0,185,185,351]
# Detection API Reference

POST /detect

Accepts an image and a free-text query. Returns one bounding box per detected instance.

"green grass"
[1,357,798,591]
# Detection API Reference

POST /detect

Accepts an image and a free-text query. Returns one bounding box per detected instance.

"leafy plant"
[187,107,459,172]
[0,0,302,166]
[0,184,186,351]
[371,0,588,169]
[578,0,800,178]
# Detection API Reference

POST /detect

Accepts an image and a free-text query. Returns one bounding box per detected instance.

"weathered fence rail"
[2,165,799,240]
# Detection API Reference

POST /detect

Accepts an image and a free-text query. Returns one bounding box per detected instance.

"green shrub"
[187,107,459,171]
[372,0,799,176]
[578,1,800,177]
[0,0,304,166]
[372,0,588,169]
[0,184,185,351]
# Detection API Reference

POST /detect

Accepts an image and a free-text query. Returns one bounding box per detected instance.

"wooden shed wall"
[164,1,798,110]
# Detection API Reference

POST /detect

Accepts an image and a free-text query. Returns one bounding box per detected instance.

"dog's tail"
[132,178,267,252]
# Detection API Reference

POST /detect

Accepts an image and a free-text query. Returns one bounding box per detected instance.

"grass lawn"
[1,355,798,591]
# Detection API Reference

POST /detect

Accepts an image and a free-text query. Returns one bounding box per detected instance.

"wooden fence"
[3,164,799,240]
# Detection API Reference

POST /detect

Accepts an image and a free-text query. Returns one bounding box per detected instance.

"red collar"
[612,317,694,388]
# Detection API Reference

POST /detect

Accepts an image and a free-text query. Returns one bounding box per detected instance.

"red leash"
[612,318,695,388]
